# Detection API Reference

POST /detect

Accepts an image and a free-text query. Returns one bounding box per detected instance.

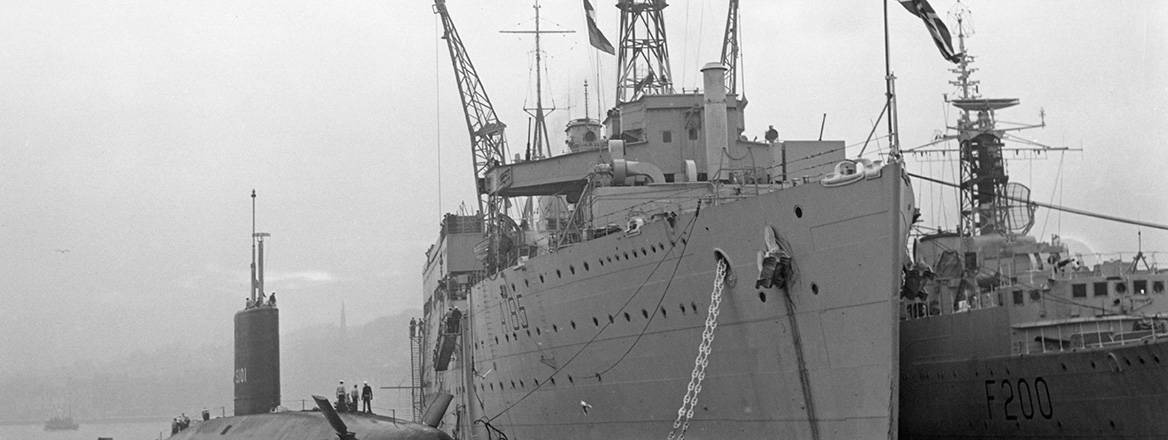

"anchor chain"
[667,259,729,440]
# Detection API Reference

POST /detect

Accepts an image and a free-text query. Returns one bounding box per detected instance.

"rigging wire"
[434,12,444,217]
[486,206,704,422]
[907,172,1168,232]
[596,210,699,376]
[1039,151,1066,239]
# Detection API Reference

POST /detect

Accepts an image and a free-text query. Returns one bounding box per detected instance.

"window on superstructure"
[1134,280,1148,295]
[1155,281,1165,293]
[1029,290,1041,302]
[1072,284,1087,298]
[964,252,978,271]
[1012,290,1024,305]
[1116,282,1128,294]
[1093,282,1108,297]
[662,130,672,143]
[689,128,699,140]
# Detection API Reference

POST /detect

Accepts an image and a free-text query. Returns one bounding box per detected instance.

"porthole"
[608,315,614,324]
[557,270,562,278]
[759,291,767,302]
[570,321,576,329]
[570,265,576,275]
[624,252,630,259]
[510,283,516,291]
[811,283,820,295]
[567,375,574,384]
[524,279,530,287]
[690,302,698,313]
[504,334,510,342]
[679,304,687,315]
[624,312,631,322]
[641,309,649,319]
[552,324,558,332]
[641,247,648,255]
[536,327,542,336]
[660,307,668,318]
[592,317,599,327]
[584,262,590,271]
[540,275,545,283]
[599,259,605,267]
[794,206,803,218]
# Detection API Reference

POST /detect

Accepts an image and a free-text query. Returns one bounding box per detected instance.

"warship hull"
[457,163,913,439]
[901,307,1168,439]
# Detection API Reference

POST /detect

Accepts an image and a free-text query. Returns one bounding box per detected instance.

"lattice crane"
[720,0,740,95]
[433,0,509,225]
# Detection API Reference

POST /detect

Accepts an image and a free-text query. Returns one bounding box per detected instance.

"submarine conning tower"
[234,191,280,416]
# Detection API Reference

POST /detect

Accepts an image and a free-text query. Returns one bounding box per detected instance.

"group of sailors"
[245,292,277,309]
[335,380,374,413]
[170,408,211,434]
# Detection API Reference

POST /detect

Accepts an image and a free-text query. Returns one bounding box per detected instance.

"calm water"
[0,421,171,440]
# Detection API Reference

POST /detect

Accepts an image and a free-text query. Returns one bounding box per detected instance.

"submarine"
[168,191,452,440]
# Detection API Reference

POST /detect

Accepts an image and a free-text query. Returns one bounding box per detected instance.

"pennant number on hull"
[499,285,529,330]
[984,377,1053,421]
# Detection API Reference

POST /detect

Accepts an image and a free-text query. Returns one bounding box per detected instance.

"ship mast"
[905,1,1073,237]
[501,0,574,160]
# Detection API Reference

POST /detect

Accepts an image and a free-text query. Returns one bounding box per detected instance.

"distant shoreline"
[0,416,170,426]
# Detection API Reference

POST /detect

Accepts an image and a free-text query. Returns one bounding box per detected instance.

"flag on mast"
[583,0,615,55]
[898,0,962,63]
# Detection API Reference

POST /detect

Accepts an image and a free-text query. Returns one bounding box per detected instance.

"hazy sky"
[1,0,1165,372]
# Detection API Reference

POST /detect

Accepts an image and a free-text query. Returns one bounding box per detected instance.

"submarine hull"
[234,306,280,415]
[167,412,453,440]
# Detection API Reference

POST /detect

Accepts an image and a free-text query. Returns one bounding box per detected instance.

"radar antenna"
[615,0,674,103]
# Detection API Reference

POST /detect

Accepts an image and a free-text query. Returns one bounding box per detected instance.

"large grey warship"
[899,9,1168,439]
[415,1,915,439]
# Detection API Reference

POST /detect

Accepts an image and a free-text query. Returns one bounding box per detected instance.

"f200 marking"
[985,377,1052,420]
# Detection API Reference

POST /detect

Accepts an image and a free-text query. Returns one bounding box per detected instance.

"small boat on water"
[44,414,79,431]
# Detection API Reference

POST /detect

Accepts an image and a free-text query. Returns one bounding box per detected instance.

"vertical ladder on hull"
[409,318,426,422]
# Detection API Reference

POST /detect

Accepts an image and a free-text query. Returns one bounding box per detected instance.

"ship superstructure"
[899,6,1168,439]
[418,1,915,439]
